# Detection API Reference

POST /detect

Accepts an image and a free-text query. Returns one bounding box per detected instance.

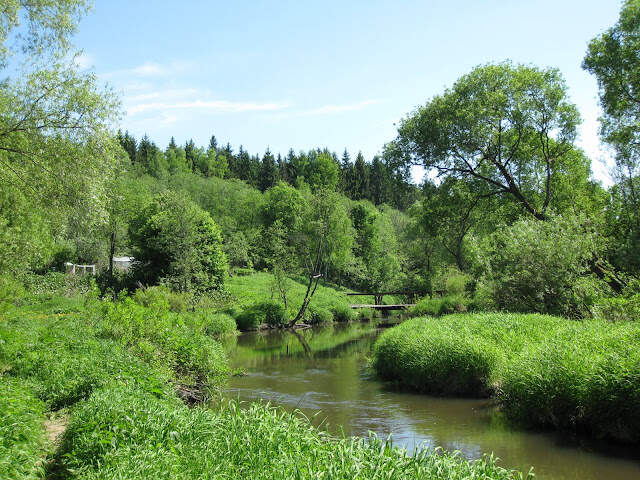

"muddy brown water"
[220,323,640,480]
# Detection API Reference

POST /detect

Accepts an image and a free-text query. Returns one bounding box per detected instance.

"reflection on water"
[221,323,640,480]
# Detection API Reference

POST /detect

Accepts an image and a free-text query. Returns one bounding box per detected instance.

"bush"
[595,293,640,322]
[235,300,287,330]
[411,295,468,316]
[0,275,25,312]
[330,303,355,322]
[308,305,333,325]
[99,298,229,387]
[476,215,609,317]
[0,378,45,480]
[202,312,237,336]
[133,285,189,313]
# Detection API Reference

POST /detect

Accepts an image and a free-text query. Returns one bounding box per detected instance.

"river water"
[220,323,640,480]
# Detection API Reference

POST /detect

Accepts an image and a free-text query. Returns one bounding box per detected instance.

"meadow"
[372,314,640,442]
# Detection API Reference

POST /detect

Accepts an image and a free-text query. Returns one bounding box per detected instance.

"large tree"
[0,1,120,273]
[390,62,581,220]
[584,0,640,274]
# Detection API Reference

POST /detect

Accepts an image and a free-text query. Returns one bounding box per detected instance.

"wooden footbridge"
[347,291,418,310]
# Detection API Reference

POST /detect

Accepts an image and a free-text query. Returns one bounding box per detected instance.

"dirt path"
[44,414,68,445]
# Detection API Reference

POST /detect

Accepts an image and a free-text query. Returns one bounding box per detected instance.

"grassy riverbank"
[372,314,640,442]
[1,290,531,479]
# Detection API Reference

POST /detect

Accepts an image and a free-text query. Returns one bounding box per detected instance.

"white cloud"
[127,99,287,115]
[303,99,380,115]
[102,60,193,80]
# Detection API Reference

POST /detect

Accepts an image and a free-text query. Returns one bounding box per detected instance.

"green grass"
[1,285,532,478]
[0,378,45,480]
[226,272,353,328]
[55,385,530,480]
[372,314,640,442]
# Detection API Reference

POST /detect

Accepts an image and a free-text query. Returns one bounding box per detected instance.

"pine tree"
[353,152,369,200]
[340,148,352,195]
[259,149,279,192]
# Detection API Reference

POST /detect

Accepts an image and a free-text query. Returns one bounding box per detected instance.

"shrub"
[308,305,333,325]
[0,275,25,312]
[0,378,45,480]
[476,215,609,317]
[133,285,189,313]
[595,293,640,322]
[330,303,355,322]
[99,299,228,387]
[202,312,237,336]
[235,300,287,330]
[411,295,468,316]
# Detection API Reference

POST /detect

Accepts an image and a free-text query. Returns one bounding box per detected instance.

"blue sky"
[75,0,621,184]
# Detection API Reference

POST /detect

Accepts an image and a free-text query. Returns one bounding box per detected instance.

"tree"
[0,1,120,273]
[259,149,279,192]
[583,0,640,274]
[305,151,339,191]
[391,62,581,220]
[288,189,354,326]
[353,152,369,200]
[129,191,228,293]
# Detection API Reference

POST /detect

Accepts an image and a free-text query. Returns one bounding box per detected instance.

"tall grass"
[372,314,640,442]
[0,378,45,480]
[56,385,529,480]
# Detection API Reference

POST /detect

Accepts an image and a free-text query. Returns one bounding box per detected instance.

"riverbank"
[372,314,640,443]
[1,293,529,479]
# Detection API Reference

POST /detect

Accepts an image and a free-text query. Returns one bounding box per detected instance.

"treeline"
[117,131,419,210]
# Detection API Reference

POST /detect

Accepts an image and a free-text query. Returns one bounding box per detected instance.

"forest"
[1,1,640,479]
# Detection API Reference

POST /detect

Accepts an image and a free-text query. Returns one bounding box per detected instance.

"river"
[220,322,640,480]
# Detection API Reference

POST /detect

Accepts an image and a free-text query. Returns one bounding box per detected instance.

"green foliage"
[357,307,377,321]
[308,305,333,325]
[201,312,237,337]
[1,307,172,409]
[595,294,640,322]
[0,378,45,480]
[235,300,287,330]
[500,321,640,442]
[411,295,469,316]
[476,215,609,317]
[329,303,355,322]
[373,314,640,442]
[373,316,498,395]
[57,386,528,480]
[99,298,229,386]
[133,285,190,313]
[129,191,228,293]
[227,272,352,325]
[392,62,583,221]
[0,275,25,312]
